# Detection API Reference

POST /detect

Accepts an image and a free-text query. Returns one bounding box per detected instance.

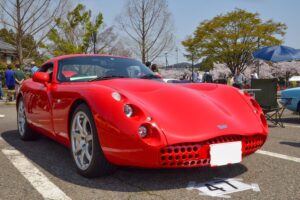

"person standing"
[5,65,15,101]
[14,64,25,95]
[145,61,151,69]
[227,73,234,86]
[202,70,213,83]
[30,61,39,75]
[151,63,161,77]
[251,70,259,79]
[0,73,3,100]
[233,69,245,89]
[151,64,159,72]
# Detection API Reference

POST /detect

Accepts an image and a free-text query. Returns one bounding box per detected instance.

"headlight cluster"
[138,125,148,138]
[124,104,134,117]
[112,92,152,139]
[112,92,121,101]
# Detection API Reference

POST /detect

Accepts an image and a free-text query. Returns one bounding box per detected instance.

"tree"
[0,28,40,62]
[96,26,132,57]
[117,0,175,63]
[46,4,103,56]
[199,56,214,71]
[182,9,287,74]
[0,0,68,64]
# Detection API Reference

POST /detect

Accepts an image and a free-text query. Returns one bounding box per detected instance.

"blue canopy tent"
[253,45,300,87]
[253,45,300,62]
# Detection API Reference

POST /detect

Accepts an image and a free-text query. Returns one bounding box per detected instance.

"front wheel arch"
[16,93,23,110]
[69,102,116,177]
[68,99,90,136]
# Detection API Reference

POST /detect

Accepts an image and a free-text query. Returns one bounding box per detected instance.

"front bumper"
[159,134,266,168]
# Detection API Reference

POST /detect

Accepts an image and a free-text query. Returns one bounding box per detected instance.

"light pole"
[176,47,178,64]
[191,53,194,82]
[165,52,169,68]
[92,31,97,54]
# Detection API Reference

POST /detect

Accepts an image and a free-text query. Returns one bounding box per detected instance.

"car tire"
[70,103,116,177]
[297,102,300,115]
[17,97,36,140]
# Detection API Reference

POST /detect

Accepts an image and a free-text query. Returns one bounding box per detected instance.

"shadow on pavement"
[280,141,300,148]
[1,130,248,192]
[280,116,300,124]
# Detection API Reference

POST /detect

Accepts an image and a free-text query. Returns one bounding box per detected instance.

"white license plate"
[210,141,242,166]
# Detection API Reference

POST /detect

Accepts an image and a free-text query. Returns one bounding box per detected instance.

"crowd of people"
[0,61,37,101]
[145,61,160,74]
[174,69,260,89]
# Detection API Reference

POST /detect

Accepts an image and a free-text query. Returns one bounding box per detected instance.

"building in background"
[0,39,17,64]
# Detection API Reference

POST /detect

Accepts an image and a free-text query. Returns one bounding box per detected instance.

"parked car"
[163,78,192,83]
[281,87,300,114]
[17,54,268,178]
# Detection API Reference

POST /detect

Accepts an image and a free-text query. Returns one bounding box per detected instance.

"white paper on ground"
[187,178,260,198]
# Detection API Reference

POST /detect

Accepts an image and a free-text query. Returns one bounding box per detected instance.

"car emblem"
[217,124,228,129]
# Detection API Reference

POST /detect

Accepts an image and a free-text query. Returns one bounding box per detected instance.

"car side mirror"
[32,72,50,86]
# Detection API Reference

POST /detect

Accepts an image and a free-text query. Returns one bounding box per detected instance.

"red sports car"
[17,54,268,177]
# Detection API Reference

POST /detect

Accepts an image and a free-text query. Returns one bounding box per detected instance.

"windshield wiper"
[140,74,160,79]
[89,75,127,82]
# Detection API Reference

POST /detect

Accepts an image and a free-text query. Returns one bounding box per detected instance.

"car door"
[29,63,54,135]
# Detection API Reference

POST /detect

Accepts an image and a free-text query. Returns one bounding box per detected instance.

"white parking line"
[283,124,300,129]
[2,149,71,200]
[256,150,300,163]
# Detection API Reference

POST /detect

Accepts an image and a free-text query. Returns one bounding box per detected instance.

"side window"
[39,63,53,82]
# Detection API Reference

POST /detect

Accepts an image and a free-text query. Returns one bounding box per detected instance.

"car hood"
[99,79,264,144]
[282,87,300,95]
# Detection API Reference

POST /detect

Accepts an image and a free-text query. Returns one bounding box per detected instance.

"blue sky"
[78,0,300,64]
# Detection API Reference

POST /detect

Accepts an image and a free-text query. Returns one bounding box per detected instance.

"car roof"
[289,76,300,82]
[46,54,130,63]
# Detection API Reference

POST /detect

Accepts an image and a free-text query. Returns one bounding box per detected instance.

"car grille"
[160,134,266,168]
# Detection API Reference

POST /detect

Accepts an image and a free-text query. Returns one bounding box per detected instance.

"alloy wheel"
[18,100,26,137]
[71,111,94,170]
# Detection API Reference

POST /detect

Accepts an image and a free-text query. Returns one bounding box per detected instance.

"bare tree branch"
[117,0,175,63]
[0,0,69,64]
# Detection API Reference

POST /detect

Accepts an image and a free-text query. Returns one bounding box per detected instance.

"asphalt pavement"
[0,105,299,200]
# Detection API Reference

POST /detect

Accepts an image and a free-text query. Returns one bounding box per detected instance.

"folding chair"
[251,78,284,127]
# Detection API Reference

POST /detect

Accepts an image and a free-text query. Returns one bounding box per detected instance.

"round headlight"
[124,104,133,117]
[112,92,121,101]
[138,125,148,138]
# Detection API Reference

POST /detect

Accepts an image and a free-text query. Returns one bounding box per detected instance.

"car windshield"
[57,56,158,82]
